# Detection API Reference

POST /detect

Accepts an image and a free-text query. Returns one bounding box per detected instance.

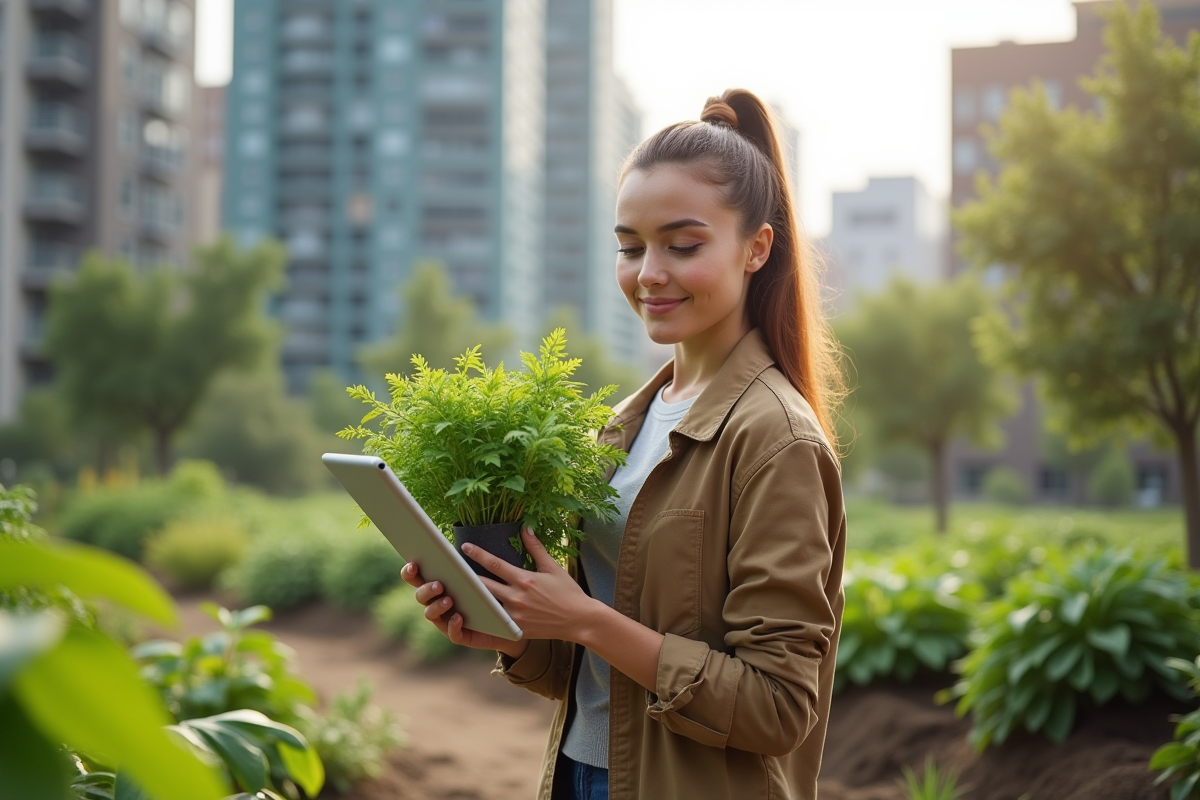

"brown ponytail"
[621,88,845,452]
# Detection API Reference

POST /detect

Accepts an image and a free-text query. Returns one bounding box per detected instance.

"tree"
[837,275,1015,532]
[43,237,284,475]
[358,261,514,379]
[956,2,1200,566]
[177,370,330,496]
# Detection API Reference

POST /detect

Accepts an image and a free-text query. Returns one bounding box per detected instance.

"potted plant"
[339,329,627,580]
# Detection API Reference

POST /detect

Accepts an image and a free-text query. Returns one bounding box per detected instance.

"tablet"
[321,453,523,641]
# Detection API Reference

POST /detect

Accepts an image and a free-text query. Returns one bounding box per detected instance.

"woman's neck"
[663,312,752,404]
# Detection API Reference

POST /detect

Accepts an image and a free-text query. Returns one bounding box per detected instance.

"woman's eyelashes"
[616,243,702,257]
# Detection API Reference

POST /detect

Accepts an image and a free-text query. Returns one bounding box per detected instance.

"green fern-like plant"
[340,328,627,564]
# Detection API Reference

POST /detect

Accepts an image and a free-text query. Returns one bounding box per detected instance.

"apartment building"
[0,0,199,422]
[222,0,546,392]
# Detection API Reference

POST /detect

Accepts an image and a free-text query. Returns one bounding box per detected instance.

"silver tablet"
[321,453,523,642]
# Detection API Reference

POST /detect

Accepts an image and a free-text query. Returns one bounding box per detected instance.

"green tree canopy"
[956,2,1200,566]
[357,261,514,379]
[43,237,284,475]
[837,275,1015,532]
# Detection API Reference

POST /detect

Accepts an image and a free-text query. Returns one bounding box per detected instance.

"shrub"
[943,548,1200,750]
[836,559,979,691]
[1152,655,1200,800]
[134,603,316,725]
[57,484,182,560]
[144,517,249,591]
[222,529,331,610]
[320,531,405,610]
[372,584,464,663]
[1088,449,1135,507]
[296,679,404,794]
[982,466,1029,506]
[57,460,227,561]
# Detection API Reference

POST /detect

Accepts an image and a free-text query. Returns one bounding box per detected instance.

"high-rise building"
[0,0,199,423]
[946,0,1200,505]
[822,176,944,314]
[543,0,642,366]
[223,0,546,392]
[195,84,225,245]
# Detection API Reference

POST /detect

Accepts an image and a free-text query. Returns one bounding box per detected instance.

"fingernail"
[462,543,475,554]
[441,597,451,606]
[431,582,440,591]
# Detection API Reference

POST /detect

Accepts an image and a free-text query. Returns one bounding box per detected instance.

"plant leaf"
[0,541,176,626]
[0,610,65,693]
[278,742,325,798]
[1085,624,1131,659]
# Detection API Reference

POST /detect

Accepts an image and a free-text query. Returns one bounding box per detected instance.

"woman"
[402,88,846,800]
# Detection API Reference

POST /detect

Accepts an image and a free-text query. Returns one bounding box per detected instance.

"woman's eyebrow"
[614,218,709,235]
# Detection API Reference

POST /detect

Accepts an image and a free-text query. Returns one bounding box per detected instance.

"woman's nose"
[638,250,669,287]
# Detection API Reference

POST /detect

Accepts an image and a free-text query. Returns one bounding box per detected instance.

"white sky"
[194,0,1078,236]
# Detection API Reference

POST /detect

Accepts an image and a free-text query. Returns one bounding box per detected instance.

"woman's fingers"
[462,543,524,584]
[520,526,559,572]
[401,562,424,589]
[413,578,444,606]
[423,593,454,622]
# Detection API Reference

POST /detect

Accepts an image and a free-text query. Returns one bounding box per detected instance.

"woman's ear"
[745,223,774,274]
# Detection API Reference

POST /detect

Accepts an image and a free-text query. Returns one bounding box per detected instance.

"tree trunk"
[1171,421,1200,570]
[153,426,172,477]
[930,439,948,534]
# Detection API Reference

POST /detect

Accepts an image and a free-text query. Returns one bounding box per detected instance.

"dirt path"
[176,597,555,800]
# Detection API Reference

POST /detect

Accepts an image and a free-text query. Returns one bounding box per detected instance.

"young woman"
[401,88,846,800]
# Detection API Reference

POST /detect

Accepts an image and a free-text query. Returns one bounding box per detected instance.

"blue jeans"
[565,755,609,800]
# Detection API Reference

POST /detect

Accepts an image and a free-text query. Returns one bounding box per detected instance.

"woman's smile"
[640,296,687,315]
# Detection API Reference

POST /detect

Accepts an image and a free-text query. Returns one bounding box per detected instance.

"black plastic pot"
[452,521,526,582]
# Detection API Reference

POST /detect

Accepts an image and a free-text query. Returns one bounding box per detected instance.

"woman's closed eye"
[616,243,702,257]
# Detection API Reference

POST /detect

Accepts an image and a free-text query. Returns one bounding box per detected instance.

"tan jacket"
[496,328,846,800]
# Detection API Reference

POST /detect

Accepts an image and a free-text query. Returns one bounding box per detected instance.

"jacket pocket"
[638,509,704,636]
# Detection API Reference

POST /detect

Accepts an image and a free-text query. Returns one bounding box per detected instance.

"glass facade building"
[223,0,546,392]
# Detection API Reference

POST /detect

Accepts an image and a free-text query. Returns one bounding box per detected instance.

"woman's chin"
[643,322,686,347]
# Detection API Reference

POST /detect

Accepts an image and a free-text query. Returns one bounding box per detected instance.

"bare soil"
[176,598,1186,800]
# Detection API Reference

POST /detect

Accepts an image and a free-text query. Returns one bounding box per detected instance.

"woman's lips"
[641,297,685,316]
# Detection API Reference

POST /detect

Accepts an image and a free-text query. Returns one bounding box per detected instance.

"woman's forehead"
[616,166,733,228]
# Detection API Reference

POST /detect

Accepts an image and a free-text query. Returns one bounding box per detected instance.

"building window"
[1136,465,1168,507]
[953,88,975,125]
[1042,79,1063,111]
[957,465,989,496]
[1038,466,1069,499]
[953,137,977,175]
[983,84,1007,121]
[120,44,139,88]
[848,209,897,227]
[120,178,136,217]
[118,111,138,153]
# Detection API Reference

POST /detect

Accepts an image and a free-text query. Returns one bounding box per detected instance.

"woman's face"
[614,165,772,347]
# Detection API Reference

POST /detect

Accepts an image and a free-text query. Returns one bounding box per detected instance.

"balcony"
[25,174,85,224]
[142,25,189,58]
[280,50,334,77]
[278,177,332,202]
[27,32,88,88]
[30,0,89,23]
[140,145,186,182]
[26,101,86,156]
[22,240,78,290]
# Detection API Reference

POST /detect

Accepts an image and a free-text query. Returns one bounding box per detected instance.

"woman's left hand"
[467,526,599,643]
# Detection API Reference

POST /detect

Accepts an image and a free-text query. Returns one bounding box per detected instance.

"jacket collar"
[611,328,776,443]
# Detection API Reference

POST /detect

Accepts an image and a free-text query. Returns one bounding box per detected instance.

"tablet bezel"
[321,452,523,642]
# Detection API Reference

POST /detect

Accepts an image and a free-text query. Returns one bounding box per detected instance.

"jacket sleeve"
[645,437,844,756]
[492,638,575,701]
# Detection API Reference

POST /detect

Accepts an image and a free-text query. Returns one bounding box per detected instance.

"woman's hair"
[620,88,845,451]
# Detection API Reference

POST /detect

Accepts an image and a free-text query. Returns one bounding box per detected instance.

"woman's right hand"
[401,562,530,660]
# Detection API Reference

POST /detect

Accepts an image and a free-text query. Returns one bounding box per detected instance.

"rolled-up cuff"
[493,639,554,685]
[648,633,709,713]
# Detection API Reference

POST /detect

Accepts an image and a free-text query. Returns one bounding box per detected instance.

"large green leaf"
[0,694,71,800]
[279,741,325,798]
[1085,624,1132,658]
[0,541,175,626]
[0,610,64,692]
[15,627,225,800]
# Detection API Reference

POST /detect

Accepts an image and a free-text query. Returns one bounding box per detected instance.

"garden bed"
[176,597,1184,800]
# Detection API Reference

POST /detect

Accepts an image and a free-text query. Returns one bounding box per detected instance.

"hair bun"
[701,99,739,130]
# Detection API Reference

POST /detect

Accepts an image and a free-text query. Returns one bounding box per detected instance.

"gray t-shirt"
[561,384,697,768]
